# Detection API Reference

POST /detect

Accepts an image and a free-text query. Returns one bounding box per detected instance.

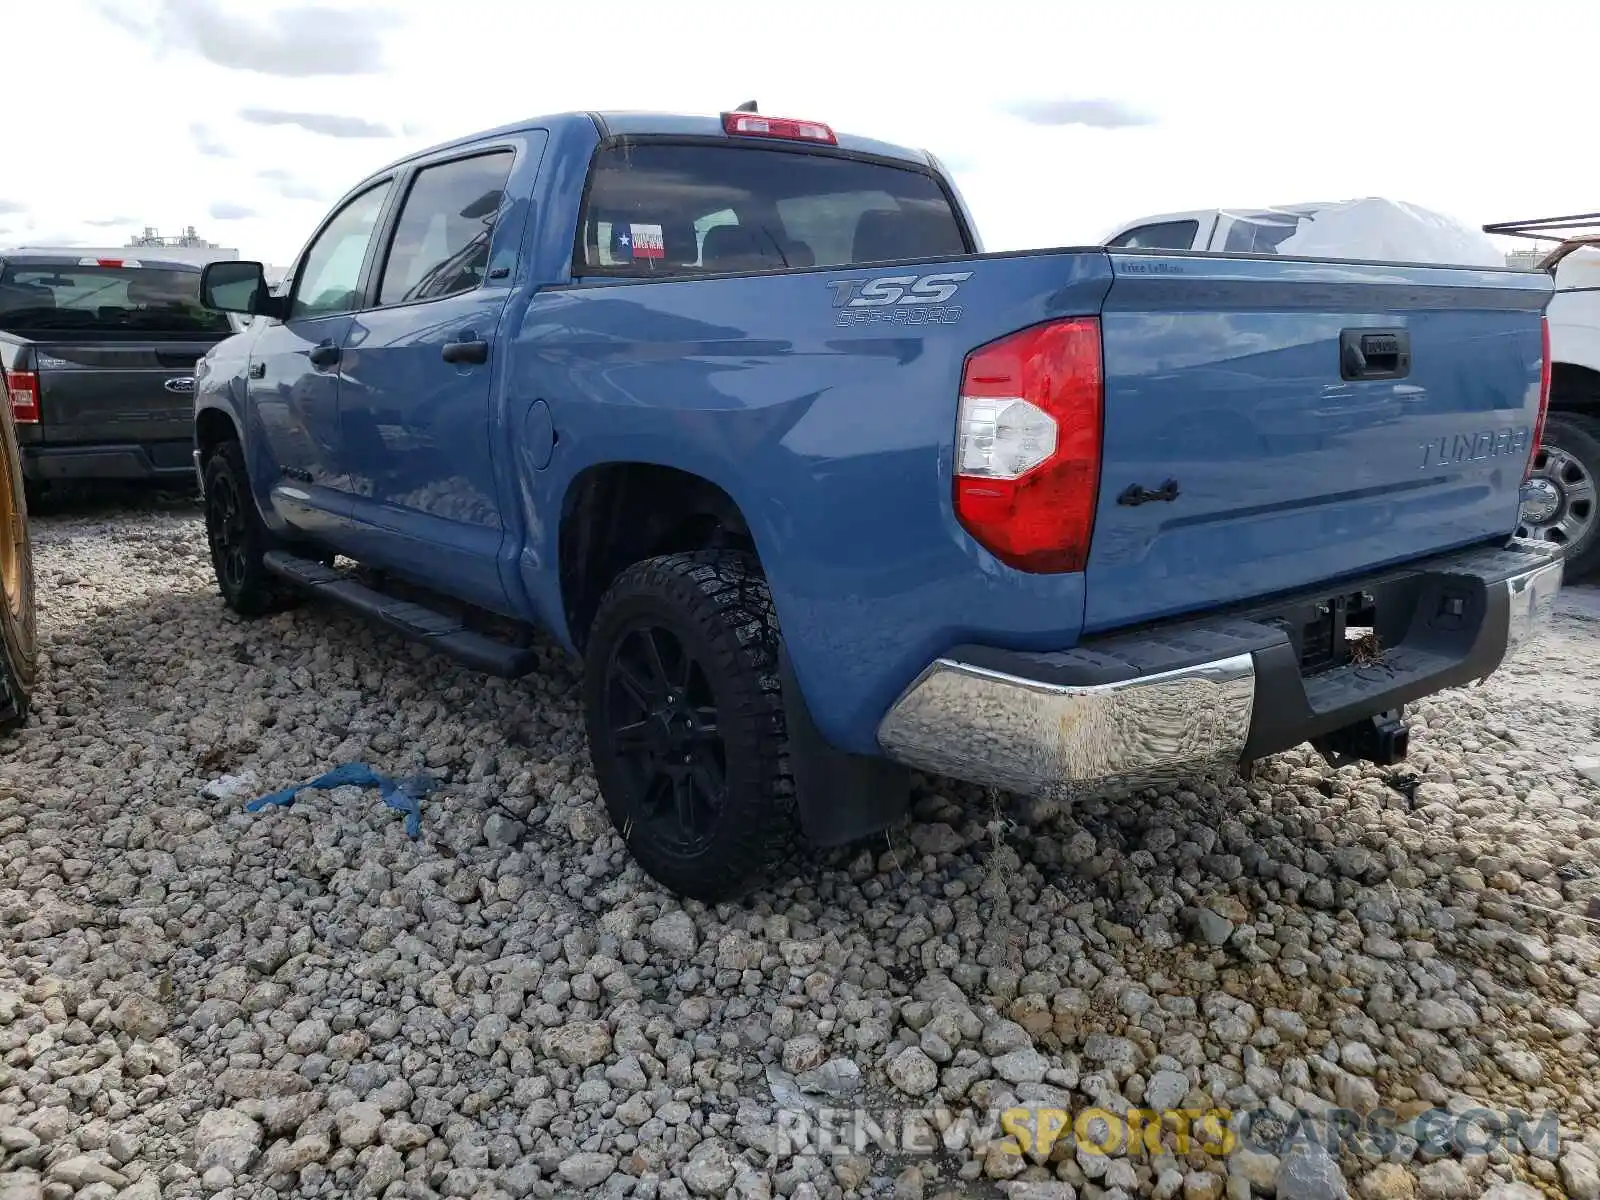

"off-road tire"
[203,439,292,617]
[0,401,37,732]
[1527,411,1600,582]
[583,551,796,902]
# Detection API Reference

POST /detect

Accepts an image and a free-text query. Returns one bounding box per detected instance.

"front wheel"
[1518,411,1600,581]
[203,440,290,617]
[582,551,796,902]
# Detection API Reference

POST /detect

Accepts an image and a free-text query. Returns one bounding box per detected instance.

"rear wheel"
[1518,411,1600,580]
[203,440,290,617]
[582,551,795,902]
[0,401,37,732]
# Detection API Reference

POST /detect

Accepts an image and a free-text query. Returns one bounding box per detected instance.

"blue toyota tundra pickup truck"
[192,107,1563,901]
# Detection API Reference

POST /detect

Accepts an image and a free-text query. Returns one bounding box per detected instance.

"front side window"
[291,181,392,320]
[377,151,515,305]
[1107,220,1199,250]
[577,142,968,277]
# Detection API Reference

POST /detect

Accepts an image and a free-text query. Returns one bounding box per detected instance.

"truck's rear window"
[576,143,969,277]
[0,263,232,337]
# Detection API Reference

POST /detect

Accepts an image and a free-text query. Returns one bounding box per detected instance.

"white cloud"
[7,0,1597,264]
[238,109,395,138]
[1004,98,1155,129]
[89,0,399,76]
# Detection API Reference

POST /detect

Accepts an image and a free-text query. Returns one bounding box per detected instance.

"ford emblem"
[164,377,196,394]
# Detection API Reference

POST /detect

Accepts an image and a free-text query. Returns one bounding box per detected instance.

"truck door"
[333,142,532,616]
[248,180,393,539]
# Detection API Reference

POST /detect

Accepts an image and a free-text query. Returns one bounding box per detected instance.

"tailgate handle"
[1340,328,1411,381]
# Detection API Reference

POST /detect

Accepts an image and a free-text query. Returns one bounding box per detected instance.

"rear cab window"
[0,260,232,338]
[575,142,970,277]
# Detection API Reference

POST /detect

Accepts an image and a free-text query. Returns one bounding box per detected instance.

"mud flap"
[779,648,909,847]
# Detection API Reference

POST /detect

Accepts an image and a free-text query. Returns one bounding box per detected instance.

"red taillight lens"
[1526,315,1552,482]
[953,318,1103,572]
[721,112,837,145]
[4,371,39,424]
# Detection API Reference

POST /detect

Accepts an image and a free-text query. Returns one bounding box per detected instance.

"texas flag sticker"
[630,223,665,259]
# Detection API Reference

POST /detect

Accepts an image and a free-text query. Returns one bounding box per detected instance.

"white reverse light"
[956,396,1057,479]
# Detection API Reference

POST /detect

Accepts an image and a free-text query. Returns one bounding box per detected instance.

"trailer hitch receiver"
[1312,708,1410,769]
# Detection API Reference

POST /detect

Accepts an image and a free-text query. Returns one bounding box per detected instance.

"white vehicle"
[1484,214,1600,579]
[1101,203,1324,254]
[1100,198,1504,266]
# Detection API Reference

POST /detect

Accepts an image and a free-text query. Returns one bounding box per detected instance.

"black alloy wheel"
[583,551,796,901]
[202,440,287,617]
[604,621,726,856]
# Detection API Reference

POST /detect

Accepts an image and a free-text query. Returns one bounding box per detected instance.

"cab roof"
[376,110,936,177]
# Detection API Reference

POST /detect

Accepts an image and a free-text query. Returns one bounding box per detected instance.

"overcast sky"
[1,0,1595,264]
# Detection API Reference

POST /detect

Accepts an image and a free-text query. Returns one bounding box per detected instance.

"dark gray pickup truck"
[0,253,235,494]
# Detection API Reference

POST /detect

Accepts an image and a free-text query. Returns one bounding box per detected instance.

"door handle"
[442,334,489,365]
[308,342,342,369]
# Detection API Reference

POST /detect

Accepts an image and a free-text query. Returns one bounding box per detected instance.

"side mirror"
[200,260,279,317]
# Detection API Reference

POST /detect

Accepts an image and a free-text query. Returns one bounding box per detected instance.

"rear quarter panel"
[504,252,1115,754]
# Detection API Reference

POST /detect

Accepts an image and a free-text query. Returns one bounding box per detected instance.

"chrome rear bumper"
[876,541,1563,799]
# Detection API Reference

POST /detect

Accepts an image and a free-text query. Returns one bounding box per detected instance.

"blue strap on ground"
[246,762,437,838]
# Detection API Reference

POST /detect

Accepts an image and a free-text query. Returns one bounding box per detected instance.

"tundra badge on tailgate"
[1418,425,1530,470]
[827,272,972,328]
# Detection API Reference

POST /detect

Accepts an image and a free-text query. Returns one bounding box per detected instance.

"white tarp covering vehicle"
[1099,197,1503,267]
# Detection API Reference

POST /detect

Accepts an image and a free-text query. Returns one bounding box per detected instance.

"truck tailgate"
[1084,254,1551,633]
[32,339,210,446]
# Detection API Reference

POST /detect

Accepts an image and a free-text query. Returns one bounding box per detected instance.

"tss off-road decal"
[826,272,972,328]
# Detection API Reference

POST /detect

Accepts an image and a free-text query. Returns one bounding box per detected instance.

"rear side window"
[378,151,515,305]
[576,143,968,277]
[0,263,232,337]
[1222,216,1304,254]
[1106,220,1199,250]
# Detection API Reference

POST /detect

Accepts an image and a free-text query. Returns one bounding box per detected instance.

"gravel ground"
[2,499,1600,1200]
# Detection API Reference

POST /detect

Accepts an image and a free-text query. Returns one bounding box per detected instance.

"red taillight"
[4,371,39,424]
[721,112,836,145]
[1526,315,1552,482]
[953,318,1103,572]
